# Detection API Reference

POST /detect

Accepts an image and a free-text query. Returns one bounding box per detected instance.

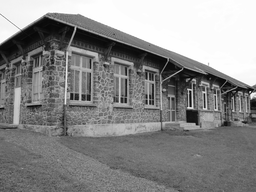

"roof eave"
[45,14,207,75]
[0,15,47,47]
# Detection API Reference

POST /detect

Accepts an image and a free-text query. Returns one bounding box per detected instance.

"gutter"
[63,26,77,136]
[159,58,184,131]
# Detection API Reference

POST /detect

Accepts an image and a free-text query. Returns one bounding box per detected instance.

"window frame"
[112,57,133,106]
[28,47,44,104]
[231,96,235,112]
[69,47,98,105]
[213,85,219,111]
[143,66,159,107]
[238,93,243,112]
[201,81,209,110]
[245,95,248,113]
[187,79,196,109]
[13,61,22,88]
[32,54,43,103]
[0,67,6,105]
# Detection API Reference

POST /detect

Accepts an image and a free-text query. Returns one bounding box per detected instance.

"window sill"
[113,104,133,109]
[69,102,97,107]
[25,103,42,107]
[145,106,159,110]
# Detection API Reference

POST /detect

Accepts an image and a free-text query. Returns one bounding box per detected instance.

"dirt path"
[0,129,175,192]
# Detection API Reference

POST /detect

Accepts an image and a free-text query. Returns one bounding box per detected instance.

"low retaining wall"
[19,124,63,136]
[67,122,161,137]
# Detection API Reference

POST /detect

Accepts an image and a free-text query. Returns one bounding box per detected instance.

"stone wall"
[66,51,161,128]
[19,40,65,135]
[0,64,15,124]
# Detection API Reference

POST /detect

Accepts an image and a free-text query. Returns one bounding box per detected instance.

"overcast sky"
[1,0,255,86]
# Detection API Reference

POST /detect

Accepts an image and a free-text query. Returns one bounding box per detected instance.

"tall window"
[231,96,235,112]
[14,62,21,88]
[187,80,195,109]
[213,88,219,111]
[202,85,208,110]
[70,54,92,102]
[0,70,6,105]
[32,54,43,102]
[114,63,128,104]
[245,95,248,112]
[238,95,242,112]
[145,71,155,106]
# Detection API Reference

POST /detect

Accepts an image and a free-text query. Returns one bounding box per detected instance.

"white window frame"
[13,61,22,88]
[201,81,209,110]
[187,79,196,109]
[213,85,219,111]
[143,66,159,107]
[231,96,235,112]
[70,47,98,104]
[238,93,242,112]
[28,47,44,103]
[112,57,133,106]
[0,66,6,106]
[245,94,248,113]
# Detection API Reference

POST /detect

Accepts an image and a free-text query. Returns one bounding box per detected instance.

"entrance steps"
[164,121,201,131]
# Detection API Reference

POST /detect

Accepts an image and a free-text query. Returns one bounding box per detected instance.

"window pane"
[171,97,175,109]
[75,55,80,67]
[145,81,148,104]
[121,78,128,103]
[114,64,119,74]
[188,90,192,107]
[70,70,74,93]
[114,77,119,103]
[82,56,91,69]
[121,65,127,76]
[81,71,91,101]
[74,70,80,100]
[82,72,86,94]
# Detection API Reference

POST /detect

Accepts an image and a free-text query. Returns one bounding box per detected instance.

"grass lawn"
[59,126,256,192]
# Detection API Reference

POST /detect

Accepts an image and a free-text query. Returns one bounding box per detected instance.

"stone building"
[0,13,254,136]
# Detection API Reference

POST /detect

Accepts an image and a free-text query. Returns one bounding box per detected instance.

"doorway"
[13,62,21,125]
[168,96,176,122]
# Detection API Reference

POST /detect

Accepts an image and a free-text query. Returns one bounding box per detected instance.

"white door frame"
[168,95,176,122]
[13,87,21,124]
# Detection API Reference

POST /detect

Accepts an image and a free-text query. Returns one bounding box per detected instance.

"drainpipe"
[219,80,228,125]
[64,26,77,136]
[221,86,238,124]
[160,58,169,131]
[160,58,184,131]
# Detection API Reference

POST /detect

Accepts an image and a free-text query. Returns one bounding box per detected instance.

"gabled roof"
[0,13,253,90]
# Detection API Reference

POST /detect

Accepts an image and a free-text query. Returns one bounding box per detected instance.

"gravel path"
[1,129,176,192]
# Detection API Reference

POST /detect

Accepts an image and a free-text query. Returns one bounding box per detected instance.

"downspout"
[221,86,238,125]
[160,58,169,131]
[160,58,184,131]
[64,26,77,136]
[219,80,228,125]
